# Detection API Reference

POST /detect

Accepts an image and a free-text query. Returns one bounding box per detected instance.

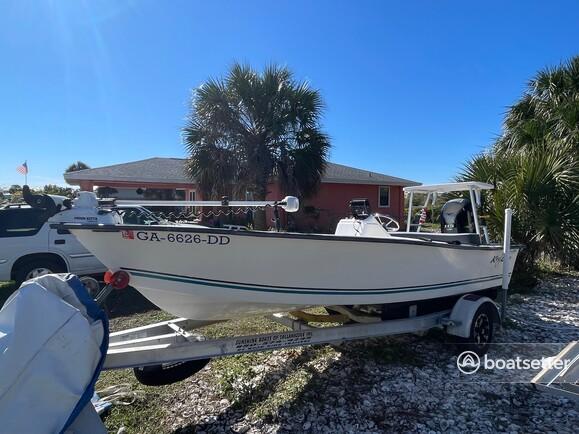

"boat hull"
[68,226,519,320]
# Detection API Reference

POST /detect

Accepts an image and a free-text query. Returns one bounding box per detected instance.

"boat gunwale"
[55,223,523,252]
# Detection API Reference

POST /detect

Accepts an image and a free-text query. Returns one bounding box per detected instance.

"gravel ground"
[103,275,579,434]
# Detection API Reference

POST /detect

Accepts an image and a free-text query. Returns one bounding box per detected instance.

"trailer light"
[104,270,130,290]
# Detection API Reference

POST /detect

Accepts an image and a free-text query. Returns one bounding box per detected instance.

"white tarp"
[0,274,108,433]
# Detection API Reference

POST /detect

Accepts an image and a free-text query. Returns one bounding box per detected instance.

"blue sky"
[1,1,578,187]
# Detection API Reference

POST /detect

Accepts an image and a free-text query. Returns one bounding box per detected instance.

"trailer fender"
[445,294,499,338]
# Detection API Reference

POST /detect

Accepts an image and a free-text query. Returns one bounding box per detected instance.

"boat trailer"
[103,291,502,387]
[106,310,456,370]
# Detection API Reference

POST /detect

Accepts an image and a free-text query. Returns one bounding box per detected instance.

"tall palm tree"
[65,161,90,173]
[460,56,579,269]
[183,63,330,228]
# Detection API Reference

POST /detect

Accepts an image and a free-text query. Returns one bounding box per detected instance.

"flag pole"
[25,160,27,186]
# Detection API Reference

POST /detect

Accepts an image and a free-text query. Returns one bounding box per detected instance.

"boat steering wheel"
[375,213,400,232]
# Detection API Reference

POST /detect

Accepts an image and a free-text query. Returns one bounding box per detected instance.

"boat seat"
[390,232,482,245]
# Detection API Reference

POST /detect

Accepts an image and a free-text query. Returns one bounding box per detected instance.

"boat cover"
[0,274,109,433]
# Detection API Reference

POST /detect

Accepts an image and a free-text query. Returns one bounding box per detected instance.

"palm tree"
[183,63,331,228]
[460,56,579,270]
[497,56,579,155]
[65,161,90,173]
[460,146,579,269]
[43,184,74,197]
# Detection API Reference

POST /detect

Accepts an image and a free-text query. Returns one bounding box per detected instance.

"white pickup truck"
[0,189,166,285]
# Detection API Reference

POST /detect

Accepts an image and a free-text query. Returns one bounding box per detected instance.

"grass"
[97,305,294,433]
[0,281,14,290]
[0,281,16,306]
[97,307,185,434]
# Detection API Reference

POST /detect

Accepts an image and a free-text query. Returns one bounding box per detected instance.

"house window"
[378,186,390,207]
[175,189,186,201]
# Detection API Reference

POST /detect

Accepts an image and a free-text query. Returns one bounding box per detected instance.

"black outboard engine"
[349,198,371,219]
[440,198,474,233]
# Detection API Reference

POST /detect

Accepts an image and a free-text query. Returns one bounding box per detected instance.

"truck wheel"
[459,302,495,356]
[14,258,65,287]
[133,359,211,386]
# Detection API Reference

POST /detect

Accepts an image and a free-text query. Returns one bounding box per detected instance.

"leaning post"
[501,208,512,324]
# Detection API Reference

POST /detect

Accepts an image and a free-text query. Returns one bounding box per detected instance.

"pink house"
[64,157,419,232]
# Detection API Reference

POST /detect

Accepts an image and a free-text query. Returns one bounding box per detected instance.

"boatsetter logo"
[456,351,480,374]
[456,350,571,375]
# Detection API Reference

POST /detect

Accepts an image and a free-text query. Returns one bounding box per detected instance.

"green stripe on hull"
[124,268,502,296]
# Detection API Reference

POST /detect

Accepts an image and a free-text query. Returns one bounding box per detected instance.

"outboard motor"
[349,199,371,219]
[440,198,474,233]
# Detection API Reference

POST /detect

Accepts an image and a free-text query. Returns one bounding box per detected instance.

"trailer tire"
[457,302,495,356]
[133,358,211,386]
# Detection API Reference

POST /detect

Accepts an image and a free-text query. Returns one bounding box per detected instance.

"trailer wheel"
[79,276,101,299]
[133,358,211,386]
[459,302,495,356]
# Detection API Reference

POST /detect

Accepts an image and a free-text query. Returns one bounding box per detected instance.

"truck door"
[0,208,49,281]
[48,218,104,275]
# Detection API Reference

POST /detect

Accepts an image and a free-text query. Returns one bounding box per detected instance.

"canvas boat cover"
[0,274,109,433]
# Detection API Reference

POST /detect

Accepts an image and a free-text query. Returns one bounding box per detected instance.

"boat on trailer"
[59,181,519,322]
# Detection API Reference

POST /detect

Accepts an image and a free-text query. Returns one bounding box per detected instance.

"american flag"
[17,161,28,175]
[419,207,427,224]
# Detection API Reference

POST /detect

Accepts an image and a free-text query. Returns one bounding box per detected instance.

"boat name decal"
[74,216,98,221]
[234,331,313,352]
[490,254,504,265]
[122,230,231,246]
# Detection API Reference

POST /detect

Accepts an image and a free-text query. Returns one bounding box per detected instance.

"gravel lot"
[99,275,578,434]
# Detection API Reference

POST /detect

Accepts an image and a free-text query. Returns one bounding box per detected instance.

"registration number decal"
[122,230,230,245]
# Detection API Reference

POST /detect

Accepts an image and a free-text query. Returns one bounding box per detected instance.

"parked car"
[0,188,167,286]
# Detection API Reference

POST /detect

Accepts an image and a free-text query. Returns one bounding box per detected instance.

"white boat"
[61,182,520,321]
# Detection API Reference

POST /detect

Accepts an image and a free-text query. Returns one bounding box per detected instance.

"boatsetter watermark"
[456,350,572,375]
